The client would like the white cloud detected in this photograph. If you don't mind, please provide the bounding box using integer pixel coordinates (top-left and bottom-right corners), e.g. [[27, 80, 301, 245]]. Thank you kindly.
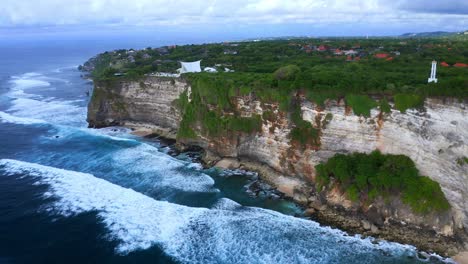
[[388, 0, 468, 15], [0, 0, 466, 31]]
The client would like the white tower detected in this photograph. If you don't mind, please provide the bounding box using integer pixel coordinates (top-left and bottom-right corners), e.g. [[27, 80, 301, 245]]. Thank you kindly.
[[428, 60, 438, 83]]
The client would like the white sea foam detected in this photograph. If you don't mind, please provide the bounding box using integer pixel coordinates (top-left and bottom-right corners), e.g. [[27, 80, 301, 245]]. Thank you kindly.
[[0, 159, 435, 263], [0, 159, 205, 254], [0, 112, 136, 148], [52, 65, 79, 73], [185, 162, 203, 170], [9, 78, 51, 90], [0, 111, 44, 125], [211, 198, 242, 210], [6, 97, 86, 127], [94, 127, 134, 137], [20, 72, 42, 78], [3, 71, 87, 127], [111, 144, 216, 192], [74, 127, 135, 142], [35, 125, 215, 193], [9, 72, 51, 93]]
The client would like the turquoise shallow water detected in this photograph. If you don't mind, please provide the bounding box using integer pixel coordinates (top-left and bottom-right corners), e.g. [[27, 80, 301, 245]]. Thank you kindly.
[[0, 38, 451, 264]]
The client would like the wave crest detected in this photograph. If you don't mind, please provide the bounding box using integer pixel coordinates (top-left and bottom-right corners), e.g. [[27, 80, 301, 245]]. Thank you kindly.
[[0, 159, 430, 263]]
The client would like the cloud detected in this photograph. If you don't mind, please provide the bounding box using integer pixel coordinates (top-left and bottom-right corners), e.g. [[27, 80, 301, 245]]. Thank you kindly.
[[393, 0, 468, 15], [0, 0, 466, 32]]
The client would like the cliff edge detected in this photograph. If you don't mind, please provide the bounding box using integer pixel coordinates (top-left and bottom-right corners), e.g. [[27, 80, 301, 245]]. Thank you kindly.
[[87, 76, 468, 256]]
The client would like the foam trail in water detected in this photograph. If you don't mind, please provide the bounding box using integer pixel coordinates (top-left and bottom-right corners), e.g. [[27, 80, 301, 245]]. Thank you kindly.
[[52, 65, 79, 73], [9, 71, 69, 89], [0, 159, 437, 264], [0, 111, 45, 125], [57, 126, 136, 143], [0, 113, 133, 147], [0, 159, 207, 254], [3, 72, 87, 127], [6, 97, 86, 127], [9, 73, 50, 89], [110, 144, 216, 192], [33, 125, 216, 193], [0, 108, 215, 194], [8, 72, 51, 98]]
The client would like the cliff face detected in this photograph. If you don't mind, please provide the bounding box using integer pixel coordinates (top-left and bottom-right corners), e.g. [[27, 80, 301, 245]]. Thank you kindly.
[[88, 77, 468, 254], [88, 77, 188, 138], [311, 98, 467, 230]]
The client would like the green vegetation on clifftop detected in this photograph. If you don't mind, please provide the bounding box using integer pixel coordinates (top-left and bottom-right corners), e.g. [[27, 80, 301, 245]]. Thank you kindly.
[[85, 36, 467, 149], [84, 37, 468, 100], [345, 95, 377, 117], [394, 93, 425, 112]]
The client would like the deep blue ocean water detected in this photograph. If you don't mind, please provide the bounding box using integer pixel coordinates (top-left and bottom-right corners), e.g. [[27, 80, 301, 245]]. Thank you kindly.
[[0, 36, 451, 264]]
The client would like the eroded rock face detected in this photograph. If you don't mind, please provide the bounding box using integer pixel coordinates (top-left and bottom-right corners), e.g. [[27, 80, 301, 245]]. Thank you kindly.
[[300, 98, 467, 235], [88, 77, 468, 253], [87, 77, 188, 138]]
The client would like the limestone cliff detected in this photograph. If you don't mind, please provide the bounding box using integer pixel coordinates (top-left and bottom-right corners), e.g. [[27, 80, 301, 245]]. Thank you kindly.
[[88, 77, 188, 138], [87, 77, 468, 255]]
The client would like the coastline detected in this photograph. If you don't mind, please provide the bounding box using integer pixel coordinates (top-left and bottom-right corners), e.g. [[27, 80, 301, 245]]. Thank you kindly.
[[84, 69, 468, 259], [128, 127, 463, 258], [215, 156, 463, 258]]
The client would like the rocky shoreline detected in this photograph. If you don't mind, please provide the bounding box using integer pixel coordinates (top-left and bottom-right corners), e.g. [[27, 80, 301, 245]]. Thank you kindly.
[[135, 129, 462, 258], [206, 155, 463, 257]]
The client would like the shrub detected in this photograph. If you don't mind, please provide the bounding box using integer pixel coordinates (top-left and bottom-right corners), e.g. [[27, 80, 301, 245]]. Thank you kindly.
[[380, 98, 391, 113], [315, 150, 450, 214], [456, 157, 468, 166], [273, 65, 301, 81], [403, 175, 450, 214], [262, 111, 275, 122], [227, 115, 262, 133], [290, 125, 319, 146], [306, 90, 340, 107], [345, 95, 377, 117], [175, 74, 263, 138], [289, 98, 320, 147], [394, 93, 425, 113]]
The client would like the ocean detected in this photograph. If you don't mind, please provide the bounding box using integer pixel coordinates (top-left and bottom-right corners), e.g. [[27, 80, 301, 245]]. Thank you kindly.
[[0, 35, 449, 263]]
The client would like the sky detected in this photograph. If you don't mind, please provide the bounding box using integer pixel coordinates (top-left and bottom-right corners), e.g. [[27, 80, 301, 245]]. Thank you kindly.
[[0, 0, 467, 40]]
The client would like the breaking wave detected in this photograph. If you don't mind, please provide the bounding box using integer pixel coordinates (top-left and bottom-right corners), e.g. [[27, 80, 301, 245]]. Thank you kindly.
[[0, 111, 44, 125], [110, 144, 216, 193], [9, 72, 51, 90], [3, 72, 87, 127], [6, 97, 86, 126], [0, 159, 433, 264]]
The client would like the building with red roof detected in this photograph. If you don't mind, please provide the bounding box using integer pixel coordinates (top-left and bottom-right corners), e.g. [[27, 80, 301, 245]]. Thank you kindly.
[[317, 45, 328, 51], [334, 49, 343, 55], [374, 53, 390, 59], [440, 62, 450, 67], [453, 63, 468, 67]]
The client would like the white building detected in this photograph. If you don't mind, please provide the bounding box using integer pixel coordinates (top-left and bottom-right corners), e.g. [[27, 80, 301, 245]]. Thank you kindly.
[[204, 67, 217, 73], [344, 50, 358, 56], [178, 60, 202, 74]]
